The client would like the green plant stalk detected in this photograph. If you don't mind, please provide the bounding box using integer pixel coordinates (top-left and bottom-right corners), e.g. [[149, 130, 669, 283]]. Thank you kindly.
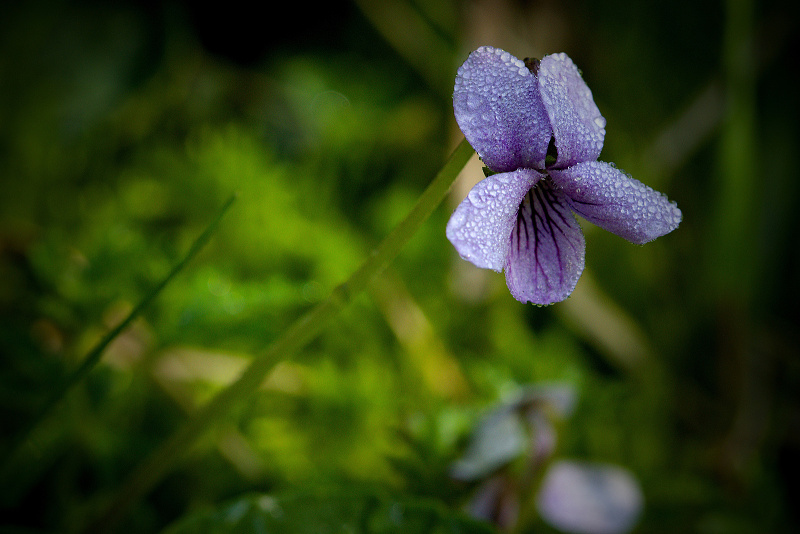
[[1, 194, 238, 482], [711, 0, 757, 301], [86, 138, 475, 533]]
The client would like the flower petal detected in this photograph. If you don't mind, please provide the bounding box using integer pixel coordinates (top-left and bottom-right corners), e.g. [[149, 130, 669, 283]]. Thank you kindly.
[[505, 181, 585, 304], [551, 161, 682, 244], [447, 169, 543, 271], [536, 461, 644, 534], [454, 46, 552, 172], [539, 53, 606, 168], [450, 408, 527, 481]]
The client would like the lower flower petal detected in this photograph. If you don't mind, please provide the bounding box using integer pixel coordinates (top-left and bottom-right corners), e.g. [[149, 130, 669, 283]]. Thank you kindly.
[[447, 169, 543, 271], [551, 161, 683, 244], [505, 181, 585, 304]]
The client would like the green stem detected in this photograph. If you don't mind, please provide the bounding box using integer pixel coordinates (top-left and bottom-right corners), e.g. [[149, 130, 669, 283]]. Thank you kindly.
[[1, 194, 237, 481], [85, 138, 474, 533], [711, 0, 757, 301]]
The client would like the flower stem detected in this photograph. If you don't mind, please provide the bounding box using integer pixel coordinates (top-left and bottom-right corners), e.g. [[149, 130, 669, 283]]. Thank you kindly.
[[0, 194, 238, 483], [84, 138, 474, 533]]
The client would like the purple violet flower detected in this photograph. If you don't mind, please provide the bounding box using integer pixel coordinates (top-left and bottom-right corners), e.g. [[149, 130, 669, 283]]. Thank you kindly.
[[447, 46, 682, 305]]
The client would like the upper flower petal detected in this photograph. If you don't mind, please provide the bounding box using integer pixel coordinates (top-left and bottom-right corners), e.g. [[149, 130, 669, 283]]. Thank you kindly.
[[551, 161, 683, 244], [454, 46, 552, 172], [447, 169, 543, 271], [538, 53, 606, 168], [505, 181, 586, 304]]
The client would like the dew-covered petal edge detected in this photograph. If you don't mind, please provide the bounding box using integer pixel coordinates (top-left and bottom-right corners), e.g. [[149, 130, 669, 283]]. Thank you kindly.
[[447, 169, 544, 271], [551, 161, 682, 244]]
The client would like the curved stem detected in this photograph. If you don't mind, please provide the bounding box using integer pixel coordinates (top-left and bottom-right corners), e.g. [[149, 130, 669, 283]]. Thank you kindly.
[[1, 194, 238, 483], [85, 139, 474, 533]]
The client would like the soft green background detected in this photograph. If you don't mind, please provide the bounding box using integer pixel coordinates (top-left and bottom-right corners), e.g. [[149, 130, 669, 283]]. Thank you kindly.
[[1, 0, 797, 532]]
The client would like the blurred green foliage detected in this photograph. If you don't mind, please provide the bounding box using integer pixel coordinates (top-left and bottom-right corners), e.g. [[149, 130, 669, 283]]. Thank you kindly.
[[162, 489, 493, 534], [1, 0, 798, 533]]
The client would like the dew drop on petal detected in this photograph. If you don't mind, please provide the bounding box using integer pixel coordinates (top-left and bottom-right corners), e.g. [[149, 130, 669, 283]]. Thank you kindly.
[[468, 188, 487, 208]]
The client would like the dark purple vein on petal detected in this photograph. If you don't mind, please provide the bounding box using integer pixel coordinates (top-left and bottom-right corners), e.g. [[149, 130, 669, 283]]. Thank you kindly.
[[533, 187, 555, 286], [509, 179, 583, 302]]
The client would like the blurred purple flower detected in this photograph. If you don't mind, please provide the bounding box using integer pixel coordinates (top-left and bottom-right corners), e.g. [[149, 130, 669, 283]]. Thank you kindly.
[[447, 46, 682, 304], [452, 385, 577, 530], [536, 461, 644, 534], [451, 385, 575, 482]]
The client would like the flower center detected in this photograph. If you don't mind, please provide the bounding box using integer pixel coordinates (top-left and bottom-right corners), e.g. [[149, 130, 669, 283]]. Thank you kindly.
[[544, 136, 558, 169], [523, 57, 540, 75]]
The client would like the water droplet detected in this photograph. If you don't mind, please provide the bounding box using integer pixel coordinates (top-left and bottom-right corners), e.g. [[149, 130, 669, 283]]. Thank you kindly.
[[594, 116, 607, 129], [468, 189, 487, 208]]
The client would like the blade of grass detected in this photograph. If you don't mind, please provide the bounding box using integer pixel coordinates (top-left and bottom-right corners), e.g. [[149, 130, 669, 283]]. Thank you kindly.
[[0, 194, 238, 481], [84, 138, 474, 533]]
